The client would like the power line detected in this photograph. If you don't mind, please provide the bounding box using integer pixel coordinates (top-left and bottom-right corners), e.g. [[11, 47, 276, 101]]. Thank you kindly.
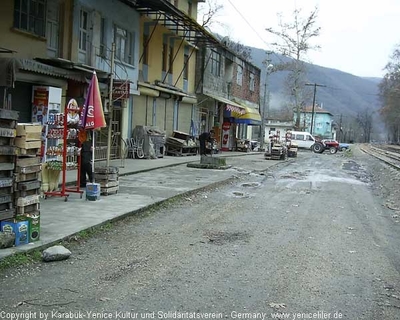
[[226, 0, 285, 64]]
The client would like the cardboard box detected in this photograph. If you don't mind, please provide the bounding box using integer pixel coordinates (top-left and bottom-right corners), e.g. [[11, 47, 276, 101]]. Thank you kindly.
[[17, 213, 40, 242], [0, 220, 29, 246], [16, 123, 42, 140], [15, 138, 41, 149]]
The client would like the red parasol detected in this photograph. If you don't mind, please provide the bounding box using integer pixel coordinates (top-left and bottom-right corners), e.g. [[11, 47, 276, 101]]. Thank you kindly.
[[79, 71, 106, 183], [80, 71, 106, 130]]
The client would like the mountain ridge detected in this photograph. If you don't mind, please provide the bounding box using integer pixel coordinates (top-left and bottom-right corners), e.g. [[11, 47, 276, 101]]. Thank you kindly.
[[249, 47, 381, 120]]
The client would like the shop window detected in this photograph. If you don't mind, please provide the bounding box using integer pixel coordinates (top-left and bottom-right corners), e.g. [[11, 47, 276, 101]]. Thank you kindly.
[[114, 25, 134, 65], [14, 0, 46, 37], [211, 50, 221, 77]]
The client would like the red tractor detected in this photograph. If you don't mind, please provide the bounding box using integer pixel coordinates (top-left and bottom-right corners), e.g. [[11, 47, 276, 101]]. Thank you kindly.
[[312, 139, 340, 154]]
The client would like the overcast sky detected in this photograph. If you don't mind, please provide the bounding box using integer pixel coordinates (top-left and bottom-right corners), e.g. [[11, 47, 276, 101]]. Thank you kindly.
[[198, 0, 400, 78]]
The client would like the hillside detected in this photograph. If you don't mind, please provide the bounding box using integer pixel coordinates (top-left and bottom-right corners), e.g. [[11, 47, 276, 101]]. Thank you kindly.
[[250, 48, 381, 119]]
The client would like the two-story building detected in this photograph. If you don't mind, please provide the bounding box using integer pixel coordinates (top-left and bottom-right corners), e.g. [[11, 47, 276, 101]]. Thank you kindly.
[[299, 105, 335, 139], [195, 43, 261, 151]]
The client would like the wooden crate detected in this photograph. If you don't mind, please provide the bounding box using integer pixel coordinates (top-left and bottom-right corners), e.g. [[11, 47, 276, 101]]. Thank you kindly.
[[16, 194, 40, 207], [0, 194, 12, 205], [0, 145, 17, 156], [15, 189, 39, 200], [16, 180, 41, 191], [14, 172, 40, 183], [99, 180, 119, 188], [16, 156, 41, 167], [100, 186, 119, 196], [16, 148, 40, 156], [0, 178, 13, 188], [15, 139, 41, 149], [0, 163, 15, 171], [16, 203, 40, 215], [0, 209, 15, 221], [0, 202, 13, 212], [15, 164, 41, 174], [16, 123, 42, 140], [0, 109, 19, 121], [0, 127, 16, 138]]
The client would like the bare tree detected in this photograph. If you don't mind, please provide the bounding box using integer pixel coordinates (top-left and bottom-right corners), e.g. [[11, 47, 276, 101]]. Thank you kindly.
[[379, 44, 400, 143], [265, 7, 321, 130], [198, 0, 223, 28], [356, 109, 374, 143]]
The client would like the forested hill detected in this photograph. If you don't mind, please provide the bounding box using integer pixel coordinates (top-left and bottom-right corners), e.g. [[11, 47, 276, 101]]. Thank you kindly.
[[250, 47, 381, 118]]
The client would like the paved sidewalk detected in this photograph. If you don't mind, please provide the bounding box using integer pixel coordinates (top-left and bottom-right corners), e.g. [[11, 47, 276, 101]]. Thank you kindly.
[[0, 151, 279, 260]]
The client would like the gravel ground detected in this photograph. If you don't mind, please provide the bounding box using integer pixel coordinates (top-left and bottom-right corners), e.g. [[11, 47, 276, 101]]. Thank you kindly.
[[1, 146, 400, 319]]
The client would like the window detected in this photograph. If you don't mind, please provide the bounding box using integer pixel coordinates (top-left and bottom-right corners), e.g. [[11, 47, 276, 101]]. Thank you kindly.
[[237, 65, 243, 86], [143, 34, 149, 65], [188, 1, 192, 16], [295, 134, 304, 140], [14, 0, 46, 37], [249, 72, 255, 91], [99, 17, 106, 57], [46, 0, 60, 57], [211, 50, 221, 76], [183, 52, 189, 80], [162, 43, 168, 72], [79, 9, 88, 52], [168, 46, 174, 73], [114, 25, 134, 65]]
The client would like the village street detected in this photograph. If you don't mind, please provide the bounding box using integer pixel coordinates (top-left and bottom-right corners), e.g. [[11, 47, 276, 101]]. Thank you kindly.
[[0, 147, 400, 320]]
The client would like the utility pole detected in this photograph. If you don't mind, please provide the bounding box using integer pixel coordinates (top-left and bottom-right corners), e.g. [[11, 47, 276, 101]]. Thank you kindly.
[[106, 42, 115, 168], [260, 51, 273, 151], [305, 82, 326, 135]]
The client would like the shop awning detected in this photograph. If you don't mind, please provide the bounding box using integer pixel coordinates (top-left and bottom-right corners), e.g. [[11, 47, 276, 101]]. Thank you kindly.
[[203, 93, 245, 111], [236, 106, 262, 125], [17, 58, 85, 82]]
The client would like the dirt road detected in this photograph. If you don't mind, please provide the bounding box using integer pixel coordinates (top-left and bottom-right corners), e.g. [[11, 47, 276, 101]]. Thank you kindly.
[[1, 147, 399, 319]]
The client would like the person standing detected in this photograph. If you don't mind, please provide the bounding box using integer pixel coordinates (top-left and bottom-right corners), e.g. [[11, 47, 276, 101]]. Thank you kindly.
[[79, 134, 93, 188], [199, 130, 214, 156]]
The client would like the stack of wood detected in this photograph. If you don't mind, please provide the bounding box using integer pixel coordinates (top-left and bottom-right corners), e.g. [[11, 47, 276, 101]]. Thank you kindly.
[[14, 123, 42, 242], [94, 166, 119, 196], [165, 131, 198, 156], [0, 109, 19, 226]]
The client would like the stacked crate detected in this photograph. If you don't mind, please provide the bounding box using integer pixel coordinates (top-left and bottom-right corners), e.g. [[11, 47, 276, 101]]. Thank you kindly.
[[0, 109, 19, 224], [14, 123, 42, 242], [94, 166, 119, 196]]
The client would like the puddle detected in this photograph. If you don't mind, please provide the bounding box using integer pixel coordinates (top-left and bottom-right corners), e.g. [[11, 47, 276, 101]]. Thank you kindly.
[[204, 230, 250, 245], [241, 182, 261, 188]]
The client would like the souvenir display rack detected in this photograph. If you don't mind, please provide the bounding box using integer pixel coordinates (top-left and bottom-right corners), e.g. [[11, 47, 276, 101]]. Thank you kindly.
[[44, 101, 83, 201]]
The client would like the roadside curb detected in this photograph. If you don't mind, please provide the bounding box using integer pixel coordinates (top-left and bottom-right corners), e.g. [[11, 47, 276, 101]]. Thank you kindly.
[[0, 175, 238, 263]]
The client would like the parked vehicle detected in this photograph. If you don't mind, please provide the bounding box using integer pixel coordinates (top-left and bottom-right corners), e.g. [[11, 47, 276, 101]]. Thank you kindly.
[[312, 139, 340, 154], [339, 142, 350, 151], [287, 131, 316, 149]]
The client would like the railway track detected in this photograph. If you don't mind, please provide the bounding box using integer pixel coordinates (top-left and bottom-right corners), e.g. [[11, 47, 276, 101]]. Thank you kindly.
[[360, 144, 400, 170]]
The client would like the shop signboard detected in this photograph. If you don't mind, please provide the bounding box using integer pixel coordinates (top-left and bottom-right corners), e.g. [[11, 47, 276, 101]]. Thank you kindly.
[[112, 80, 130, 100]]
